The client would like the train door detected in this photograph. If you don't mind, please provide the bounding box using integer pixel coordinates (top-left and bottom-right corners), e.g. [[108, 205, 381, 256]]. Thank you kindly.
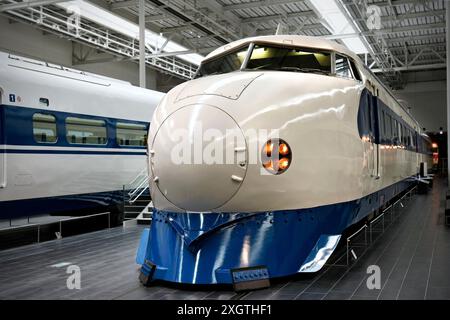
[[366, 92, 379, 179], [371, 94, 380, 179], [0, 87, 5, 188]]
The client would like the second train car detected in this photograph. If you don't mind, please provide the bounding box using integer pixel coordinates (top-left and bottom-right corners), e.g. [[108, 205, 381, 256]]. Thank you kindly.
[[0, 52, 164, 222]]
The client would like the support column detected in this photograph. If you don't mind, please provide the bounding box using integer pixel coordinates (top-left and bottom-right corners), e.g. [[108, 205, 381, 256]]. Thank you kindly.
[[139, 0, 146, 88], [447, 0, 450, 183]]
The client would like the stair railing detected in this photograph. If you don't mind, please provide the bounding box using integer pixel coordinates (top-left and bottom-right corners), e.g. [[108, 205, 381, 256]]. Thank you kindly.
[[123, 167, 150, 205]]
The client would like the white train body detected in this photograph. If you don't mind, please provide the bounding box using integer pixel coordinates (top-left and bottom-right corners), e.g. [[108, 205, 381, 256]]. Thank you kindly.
[[137, 35, 432, 284], [0, 52, 164, 220], [149, 36, 430, 213]]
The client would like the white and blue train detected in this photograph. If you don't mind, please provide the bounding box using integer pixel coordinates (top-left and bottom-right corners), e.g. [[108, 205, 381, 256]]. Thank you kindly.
[[0, 52, 164, 222], [137, 35, 433, 285]]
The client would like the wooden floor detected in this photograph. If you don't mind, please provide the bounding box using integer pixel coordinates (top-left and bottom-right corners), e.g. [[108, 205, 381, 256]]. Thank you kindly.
[[1, 178, 449, 300]]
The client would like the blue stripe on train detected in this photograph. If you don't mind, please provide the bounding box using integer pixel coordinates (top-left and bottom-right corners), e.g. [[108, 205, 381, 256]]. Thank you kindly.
[[0, 104, 149, 149], [0, 149, 147, 155], [137, 178, 416, 284], [0, 190, 125, 220]]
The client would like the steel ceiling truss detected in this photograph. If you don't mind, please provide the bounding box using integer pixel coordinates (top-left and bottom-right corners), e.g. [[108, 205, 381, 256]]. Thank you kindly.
[[0, 0, 446, 87], [0, 0, 197, 79], [339, 0, 447, 89], [338, 0, 405, 88]]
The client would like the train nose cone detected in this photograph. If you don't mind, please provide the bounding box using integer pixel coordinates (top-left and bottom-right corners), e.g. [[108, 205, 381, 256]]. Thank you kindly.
[[151, 105, 247, 212]]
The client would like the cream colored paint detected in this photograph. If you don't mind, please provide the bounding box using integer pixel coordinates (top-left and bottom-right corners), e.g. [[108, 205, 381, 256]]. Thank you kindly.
[[148, 36, 430, 213]]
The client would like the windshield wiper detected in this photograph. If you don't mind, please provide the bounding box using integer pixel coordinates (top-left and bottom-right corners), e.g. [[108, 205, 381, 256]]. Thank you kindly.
[[279, 66, 329, 75]]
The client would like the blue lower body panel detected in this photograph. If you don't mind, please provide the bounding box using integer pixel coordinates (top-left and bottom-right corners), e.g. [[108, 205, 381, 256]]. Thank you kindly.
[[137, 179, 414, 285]]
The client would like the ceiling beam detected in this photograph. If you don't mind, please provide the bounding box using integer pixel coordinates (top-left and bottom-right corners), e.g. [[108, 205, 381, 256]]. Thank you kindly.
[[223, 0, 305, 11], [385, 34, 446, 44], [111, 0, 139, 10], [352, 9, 447, 23], [145, 50, 195, 58], [193, 0, 242, 27], [322, 22, 446, 40], [153, 0, 237, 43], [242, 11, 315, 24], [388, 43, 446, 52], [372, 63, 447, 73], [342, 0, 433, 8], [255, 23, 325, 35], [145, 14, 167, 22], [159, 23, 196, 34]]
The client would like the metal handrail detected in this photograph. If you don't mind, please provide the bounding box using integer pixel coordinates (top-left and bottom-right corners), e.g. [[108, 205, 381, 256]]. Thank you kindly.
[[3, 2, 196, 79], [0, 212, 111, 245], [369, 185, 417, 243], [127, 167, 148, 187], [129, 184, 149, 204], [128, 176, 149, 199]]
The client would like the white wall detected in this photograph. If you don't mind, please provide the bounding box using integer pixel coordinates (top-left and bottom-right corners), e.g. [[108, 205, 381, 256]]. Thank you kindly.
[[394, 80, 447, 132], [0, 16, 157, 90]]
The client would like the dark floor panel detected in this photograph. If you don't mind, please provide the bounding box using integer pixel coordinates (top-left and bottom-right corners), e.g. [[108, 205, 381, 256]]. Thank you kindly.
[[0, 178, 449, 300], [295, 293, 326, 300]]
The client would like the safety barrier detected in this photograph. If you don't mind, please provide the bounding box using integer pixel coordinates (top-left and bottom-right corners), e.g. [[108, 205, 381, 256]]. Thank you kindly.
[[326, 185, 417, 268], [0, 212, 111, 250]]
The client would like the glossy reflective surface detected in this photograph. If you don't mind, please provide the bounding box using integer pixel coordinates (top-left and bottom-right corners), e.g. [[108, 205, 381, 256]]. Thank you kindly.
[[138, 179, 413, 284]]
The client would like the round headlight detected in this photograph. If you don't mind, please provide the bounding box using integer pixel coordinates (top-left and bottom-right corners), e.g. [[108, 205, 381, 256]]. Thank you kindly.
[[261, 139, 292, 175]]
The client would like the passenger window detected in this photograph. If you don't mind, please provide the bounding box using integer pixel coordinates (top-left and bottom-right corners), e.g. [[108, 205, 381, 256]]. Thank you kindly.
[[116, 123, 148, 147], [393, 120, 398, 145], [335, 55, 353, 78], [33, 113, 57, 143], [66, 117, 107, 145], [406, 129, 409, 147], [387, 115, 392, 142], [408, 130, 414, 148], [399, 125, 403, 146], [400, 125, 404, 146], [382, 111, 387, 142]]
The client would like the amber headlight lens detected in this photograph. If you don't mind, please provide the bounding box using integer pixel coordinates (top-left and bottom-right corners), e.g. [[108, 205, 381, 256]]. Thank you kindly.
[[261, 139, 292, 175]]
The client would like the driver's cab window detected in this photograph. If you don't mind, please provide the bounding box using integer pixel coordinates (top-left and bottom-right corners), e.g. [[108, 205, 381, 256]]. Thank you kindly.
[[335, 54, 353, 79], [195, 46, 249, 78]]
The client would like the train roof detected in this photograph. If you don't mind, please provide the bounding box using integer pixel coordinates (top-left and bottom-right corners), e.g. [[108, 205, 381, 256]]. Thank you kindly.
[[204, 35, 360, 63], [0, 51, 164, 122], [204, 35, 424, 134], [0, 51, 133, 86]]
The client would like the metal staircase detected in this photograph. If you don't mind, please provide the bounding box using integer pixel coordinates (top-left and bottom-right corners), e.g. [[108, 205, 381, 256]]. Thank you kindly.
[[123, 168, 152, 225]]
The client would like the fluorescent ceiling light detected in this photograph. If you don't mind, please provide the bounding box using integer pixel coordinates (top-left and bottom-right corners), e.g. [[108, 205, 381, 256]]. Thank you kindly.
[[57, 0, 204, 65], [308, 0, 368, 54]]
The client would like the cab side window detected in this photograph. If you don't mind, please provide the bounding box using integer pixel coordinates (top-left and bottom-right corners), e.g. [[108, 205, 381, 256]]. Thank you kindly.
[[335, 55, 352, 79], [349, 60, 362, 81]]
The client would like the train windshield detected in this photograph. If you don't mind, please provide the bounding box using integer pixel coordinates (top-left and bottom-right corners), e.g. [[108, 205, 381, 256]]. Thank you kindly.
[[195, 45, 249, 78], [195, 43, 332, 78], [245, 44, 332, 75]]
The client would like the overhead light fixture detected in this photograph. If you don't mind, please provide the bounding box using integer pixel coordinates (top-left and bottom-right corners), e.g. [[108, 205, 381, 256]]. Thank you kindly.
[[57, 0, 204, 65], [440, 127, 444, 135], [307, 0, 368, 54]]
